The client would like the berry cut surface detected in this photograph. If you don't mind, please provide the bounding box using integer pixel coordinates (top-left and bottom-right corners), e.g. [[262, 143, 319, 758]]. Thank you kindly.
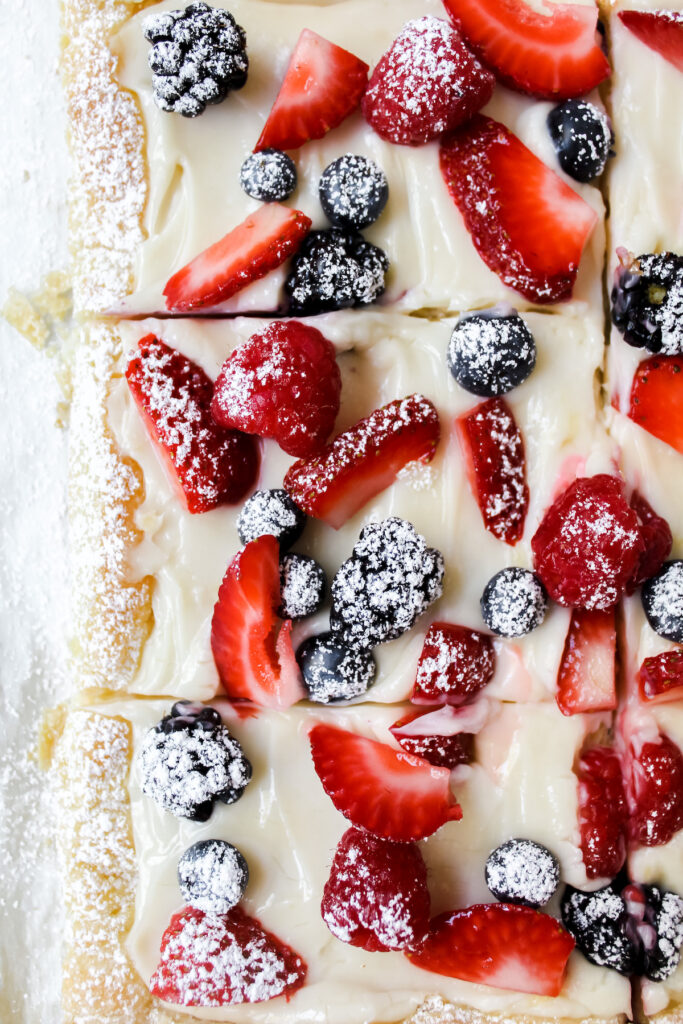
[[577, 747, 627, 880]]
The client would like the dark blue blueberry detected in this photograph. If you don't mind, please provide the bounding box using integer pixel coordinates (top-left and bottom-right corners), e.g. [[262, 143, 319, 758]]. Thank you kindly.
[[319, 155, 389, 230], [285, 228, 388, 316], [178, 839, 249, 914], [642, 560, 683, 643], [547, 99, 612, 183], [239, 149, 297, 202], [296, 632, 376, 703], [561, 885, 638, 975], [447, 308, 536, 397], [485, 839, 559, 907], [237, 489, 306, 549], [279, 553, 326, 620], [481, 568, 547, 638], [611, 252, 683, 354]]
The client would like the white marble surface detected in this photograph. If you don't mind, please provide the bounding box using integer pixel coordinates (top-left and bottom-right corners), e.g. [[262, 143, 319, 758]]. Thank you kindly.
[[0, 2, 70, 1021]]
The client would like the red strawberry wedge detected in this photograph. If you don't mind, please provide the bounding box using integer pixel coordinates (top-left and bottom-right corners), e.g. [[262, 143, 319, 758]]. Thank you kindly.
[[309, 723, 462, 842], [211, 535, 305, 709], [442, 0, 610, 99], [255, 30, 369, 152], [164, 204, 311, 312], [456, 397, 528, 544], [440, 116, 598, 304], [619, 10, 683, 74], [407, 904, 575, 996], [628, 734, 683, 847], [150, 906, 307, 1006], [361, 16, 494, 146], [125, 335, 259, 513], [389, 708, 476, 770], [284, 394, 440, 529], [577, 746, 627, 879], [638, 650, 683, 704], [412, 621, 495, 705], [628, 355, 683, 456], [556, 608, 617, 716]]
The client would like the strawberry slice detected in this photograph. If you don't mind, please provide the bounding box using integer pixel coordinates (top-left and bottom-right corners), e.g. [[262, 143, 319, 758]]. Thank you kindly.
[[150, 906, 307, 1006], [627, 492, 672, 594], [125, 334, 259, 513], [628, 355, 683, 455], [284, 394, 440, 529], [412, 622, 495, 705], [628, 734, 683, 847], [440, 115, 598, 304], [455, 397, 528, 544], [577, 746, 627, 879], [638, 649, 683, 704], [211, 535, 305, 708], [442, 0, 610, 99], [389, 708, 476, 769], [407, 903, 575, 996], [556, 608, 617, 716], [164, 204, 311, 312], [255, 29, 369, 152], [619, 10, 683, 74], [309, 722, 462, 842]]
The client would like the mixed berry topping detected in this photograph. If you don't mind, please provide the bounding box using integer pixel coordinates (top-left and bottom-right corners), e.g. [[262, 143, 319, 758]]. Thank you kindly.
[[330, 517, 445, 649], [143, 3, 248, 117], [361, 16, 494, 146], [411, 622, 495, 706], [480, 567, 548, 638], [484, 839, 560, 908], [611, 251, 683, 354], [284, 228, 388, 316], [237, 489, 306, 549], [561, 885, 637, 975], [447, 308, 536, 398], [296, 633, 376, 704], [138, 702, 253, 821], [278, 553, 326, 620], [178, 839, 249, 915], [556, 608, 617, 716], [627, 733, 683, 847], [546, 100, 612, 183], [239, 149, 297, 202], [577, 746, 627, 880], [638, 649, 683, 704], [211, 320, 341, 459], [389, 709, 475, 770], [321, 828, 430, 952], [318, 155, 389, 230], [642, 560, 683, 642]]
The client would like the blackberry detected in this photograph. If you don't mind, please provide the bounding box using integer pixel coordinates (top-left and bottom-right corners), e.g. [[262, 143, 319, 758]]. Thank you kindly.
[[279, 553, 326, 620], [296, 632, 376, 703], [547, 100, 612, 183], [641, 885, 683, 982], [319, 155, 389, 230], [138, 702, 252, 821], [642, 560, 683, 642], [447, 307, 536, 397], [561, 885, 638, 975], [178, 839, 249, 914], [143, 3, 248, 117], [485, 839, 560, 908], [611, 252, 683, 354], [237, 489, 306, 549], [481, 568, 548, 638], [330, 517, 444, 649], [285, 228, 388, 316], [239, 149, 297, 203]]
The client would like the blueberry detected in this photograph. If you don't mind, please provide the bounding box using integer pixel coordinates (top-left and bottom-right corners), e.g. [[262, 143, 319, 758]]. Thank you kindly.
[[547, 100, 612, 183], [642, 560, 683, 642], [279, 553, 326, 620], [561, 885, 638, 975], [237, 489, 306, 549], [285, 228, 388, 316], [178, 839, 249, 914], [319, 154, 389, 230], [447, 308, 536, 397], [297, 632, 376, 703], [485, 839, 559, 907], [481, 568, 547, 638], [239, 149, 297, 202], [611, 252, 683, 354]]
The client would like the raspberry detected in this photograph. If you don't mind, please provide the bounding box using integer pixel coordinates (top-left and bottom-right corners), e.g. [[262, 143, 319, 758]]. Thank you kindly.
[[577, 747, 627, 880], [627, 491, 672, 593], [628, 735, 683, 847]]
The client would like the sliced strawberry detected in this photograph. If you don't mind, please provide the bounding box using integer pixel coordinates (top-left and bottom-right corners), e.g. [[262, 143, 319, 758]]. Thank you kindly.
[[255, 30, 368, 152], [411, 622, 495, 705], [638, 649, 683, 704], [455, 397, 528, 544], [284, 394, 440, 529], [619, 10, 683, 74], [556, 608, 617, 716], [125, 334, 259, 513], [150, 906, 307, 1006], [577, 746, 627, 880], [440, 115, 598, 304], [211, 535, 305, 709], [442, 0, 610, 98], [164, 204, 311, 312], [628, 734, 683, 847], [309, 723, 462, 842], [211, 321, 341, 458], [321, 827, 430, 952], [361, 15, 494, 146], [531, 474, 645, 610], [389, 708, 475, 769], [407, 903, 575, 996], [628, 355, 683, 456], [627, 491, 673, 593]]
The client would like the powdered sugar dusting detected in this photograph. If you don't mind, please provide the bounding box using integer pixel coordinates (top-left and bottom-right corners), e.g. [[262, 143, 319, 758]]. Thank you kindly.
[[643, 560, 683, 641], [485, 838, 559, 907]]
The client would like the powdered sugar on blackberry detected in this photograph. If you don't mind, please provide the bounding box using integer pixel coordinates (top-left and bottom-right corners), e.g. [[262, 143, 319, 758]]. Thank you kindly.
[[649, 890, 683, 981], [285, 229, 388, 315], [279, 553, 325, 620], [638, 253, 683, 355]]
